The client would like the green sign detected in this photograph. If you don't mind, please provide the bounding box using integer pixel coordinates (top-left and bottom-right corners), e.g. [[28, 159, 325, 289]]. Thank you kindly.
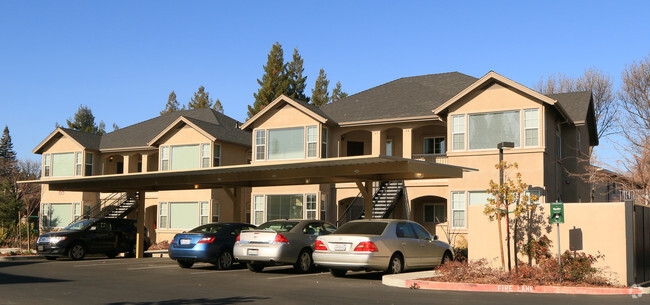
[[550, 201, 564, 224]]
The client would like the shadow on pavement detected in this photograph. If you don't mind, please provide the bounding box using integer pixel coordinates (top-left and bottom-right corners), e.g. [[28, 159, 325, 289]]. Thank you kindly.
[[0, 272, 71, 284], [105, 296, 271, 305]]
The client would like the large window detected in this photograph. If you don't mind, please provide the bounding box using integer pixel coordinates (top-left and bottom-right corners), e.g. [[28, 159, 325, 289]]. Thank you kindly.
[[51, 152, 74, 177], [451, 115, 465, 151], [255, 130, 265, 160], [171, 145, 200, 170], [524, 109, 540, 147], [468, 111, 520, 150], [451, 191, 466, 229], [266, 195, 303, 221], [468, 191, 494, 206], [424, 137, 445, 155], [424, 203, 446, 223], [267, 127, 305, 160], [169, 202, 199, 229], [49, 203, 73, 228]]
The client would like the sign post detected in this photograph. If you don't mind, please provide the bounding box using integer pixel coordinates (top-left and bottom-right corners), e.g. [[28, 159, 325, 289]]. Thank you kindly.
[[550, 201, 564, 267]]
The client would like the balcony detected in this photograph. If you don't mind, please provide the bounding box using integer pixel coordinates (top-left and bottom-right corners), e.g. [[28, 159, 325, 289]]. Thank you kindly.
[[412, 154, 448, 164]]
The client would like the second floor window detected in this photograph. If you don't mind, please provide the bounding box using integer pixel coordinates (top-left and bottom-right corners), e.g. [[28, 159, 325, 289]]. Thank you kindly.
[[451, 115, 465, 151], [160, 143, 212, 171], [424, 137, 445, 155], [85, 153, 93, 176], [268, 127, 305, 160], [307, 126, 317, 158], [43, 152, 77, 177], [469, 110, 520, 150], [213, 144, 221, 166], [524, 109, 540, 147], [255, 130, 265, 161]]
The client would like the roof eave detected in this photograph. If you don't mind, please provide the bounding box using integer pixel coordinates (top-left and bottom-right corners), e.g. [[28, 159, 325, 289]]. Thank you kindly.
[[241, 95, 329, 130]]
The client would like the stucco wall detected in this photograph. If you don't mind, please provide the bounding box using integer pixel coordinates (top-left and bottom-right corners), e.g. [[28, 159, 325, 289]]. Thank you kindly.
[[467, 201, 633, 285]]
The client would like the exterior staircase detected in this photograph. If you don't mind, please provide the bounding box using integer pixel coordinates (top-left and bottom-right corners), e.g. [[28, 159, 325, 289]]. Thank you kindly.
[[66, 193, 136, 226], [370, 181, 404, 219], [103, 199, 137, 219]]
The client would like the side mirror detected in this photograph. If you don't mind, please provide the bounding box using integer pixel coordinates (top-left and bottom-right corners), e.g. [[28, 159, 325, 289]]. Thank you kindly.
[[433, 235, 439, 241]]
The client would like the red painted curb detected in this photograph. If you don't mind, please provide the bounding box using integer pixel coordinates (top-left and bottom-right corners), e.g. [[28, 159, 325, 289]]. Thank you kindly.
[[405, 280, 644, 295]]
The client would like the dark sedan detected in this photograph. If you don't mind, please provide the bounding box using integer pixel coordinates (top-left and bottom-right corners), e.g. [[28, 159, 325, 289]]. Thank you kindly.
[[169, 222, 256, 269]]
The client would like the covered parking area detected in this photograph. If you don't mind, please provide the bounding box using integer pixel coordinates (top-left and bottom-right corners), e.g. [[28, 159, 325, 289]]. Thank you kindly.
[[22, 155, 472, 258]]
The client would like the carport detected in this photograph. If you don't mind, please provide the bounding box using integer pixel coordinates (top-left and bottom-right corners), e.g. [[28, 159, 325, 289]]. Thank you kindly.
[[22, 155, 473, 258]]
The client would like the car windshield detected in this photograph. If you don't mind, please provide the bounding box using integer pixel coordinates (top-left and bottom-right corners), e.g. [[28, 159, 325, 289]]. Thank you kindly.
[[62, 219, 95, 231], [257, 221, 299, 232], [189, 224, 224, 234], [334, 222, 387, 235]]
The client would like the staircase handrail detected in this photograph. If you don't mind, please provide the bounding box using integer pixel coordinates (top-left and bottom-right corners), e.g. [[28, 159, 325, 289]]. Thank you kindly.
[[337, 192, 364, 226], [67, 192, 128, 226]]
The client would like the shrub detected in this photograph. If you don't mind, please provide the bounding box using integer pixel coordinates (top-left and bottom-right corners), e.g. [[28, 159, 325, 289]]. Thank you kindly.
[[519, 235, 552, 264]]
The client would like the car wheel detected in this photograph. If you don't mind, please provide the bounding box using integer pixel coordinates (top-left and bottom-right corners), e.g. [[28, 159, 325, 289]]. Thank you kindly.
[[68, 243, 86, 260], [247, 262, 265, 272], [329, 268, 347, 277], [293, 249, 313, 273], [216, 251, 234, 270], [177, 259, 194, 268], [105, 252, 118, 259], [441, 251, 453, 265], [386, 253, 403, 274], [44, 256, 57, 261]]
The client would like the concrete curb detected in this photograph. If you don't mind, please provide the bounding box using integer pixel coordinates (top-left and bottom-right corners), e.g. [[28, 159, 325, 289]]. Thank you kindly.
[[0, 255, 42, 261], [382, 271, 650, 295]]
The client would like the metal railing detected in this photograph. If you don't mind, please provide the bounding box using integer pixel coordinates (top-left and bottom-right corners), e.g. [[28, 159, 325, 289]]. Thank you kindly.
[[412, 154, 448, 164], [337, 192, 365, 227], [67, 192, 128, 226]]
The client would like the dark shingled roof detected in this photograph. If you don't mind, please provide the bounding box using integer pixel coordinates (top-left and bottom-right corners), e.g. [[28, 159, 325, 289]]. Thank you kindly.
[[62, 108, 250, 151], [546, 91, 593, 123], [319, 72, 478, 123]]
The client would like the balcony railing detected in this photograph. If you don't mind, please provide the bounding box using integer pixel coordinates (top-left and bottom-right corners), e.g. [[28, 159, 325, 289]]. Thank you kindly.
[[411, 154, 448, 164]]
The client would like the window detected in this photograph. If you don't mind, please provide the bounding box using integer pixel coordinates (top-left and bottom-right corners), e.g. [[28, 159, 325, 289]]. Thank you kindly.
[[201, 143, 210, 168], [74, 152, 82, 176], [386, 139, 393, 156], [525, 190, 541, 204], [266, 194, 303, 221], [424, 137, 445, 155], [451, 115, 465, 151], [307, 126, 317, 158], [321, 127, 328, 158], [451, 191, 466, 228], [424, 203, 446, 223], [169, 202, 199, 229], [253, 195, 264, 225], [212, 201, 220, 222], [306, 194, 317, 219], [255, 130, 265, 160], [43, 154, 51, 177], [200, 201, 209, 225], [171, 145, 200, 170], [468, 191, 494, 206], [85, 153, 93, 176], [320, 193, 327, 221], [160, 146, 169, 171], [469, 111, 520, 150], [159, 202, 168, 229], [50, 203, 73, 228], [51, 152, 75, 177], [73, 202, 81, 220], [41, 203, 49, 227], [524, 109, 539, 147], [267, 127, 305, 160], [213, 144, 221, 167]]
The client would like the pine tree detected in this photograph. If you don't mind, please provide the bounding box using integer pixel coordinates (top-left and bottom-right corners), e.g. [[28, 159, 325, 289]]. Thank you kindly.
[[188, 86, 215, 109], [330, 81, 348, 102], [249, 42, 288, 118], [0, 126, 17, 179], [213, 99, 224, 113], [311, 68, 330, 107], [160, 91, 181, 115], [286, 48, 309, 102], [65, 105, 105, 135]]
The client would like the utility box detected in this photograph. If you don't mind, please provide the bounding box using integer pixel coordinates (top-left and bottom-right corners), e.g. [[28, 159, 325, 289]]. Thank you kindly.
[[550, 201, 564, 224]]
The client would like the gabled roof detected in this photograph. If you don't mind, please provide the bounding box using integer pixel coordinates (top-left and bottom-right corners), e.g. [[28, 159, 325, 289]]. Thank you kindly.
[[34, 108, 251, 154], [32, 128, 102, 154], [241, 95, 334, 130], [148, 116, 218, 146], [319, 72, 478, 123], [432, 71, 573, 123], [548, 91, 598, 145]]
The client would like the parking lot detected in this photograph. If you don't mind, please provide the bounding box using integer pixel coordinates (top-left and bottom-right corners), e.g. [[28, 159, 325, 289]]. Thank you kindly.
[[0, 257, 644, 305]]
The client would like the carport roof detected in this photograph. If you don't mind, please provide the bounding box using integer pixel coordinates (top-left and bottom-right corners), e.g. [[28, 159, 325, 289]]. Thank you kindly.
[[22, 156, 474, 192]]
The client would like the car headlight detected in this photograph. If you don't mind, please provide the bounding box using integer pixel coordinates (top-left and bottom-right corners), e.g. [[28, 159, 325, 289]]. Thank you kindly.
[[48, 236, 67, 244]]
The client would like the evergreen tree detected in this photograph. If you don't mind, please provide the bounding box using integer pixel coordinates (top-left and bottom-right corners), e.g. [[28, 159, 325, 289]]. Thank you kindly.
[[249, 42, 288, 118], [330, 81, 348, 102], [112, 123, 120, 131], [188, 86, 214, 109], [0, 126, 17, 179], [213, 99, 224, 113], [160, 91, 181, 115], [311, 68, 330, 107], [285, 48, 309, 102], [65, 105, 105, 135]]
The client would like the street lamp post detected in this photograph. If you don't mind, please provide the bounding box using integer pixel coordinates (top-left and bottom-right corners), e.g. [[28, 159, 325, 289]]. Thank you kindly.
[[497, 141, 514, 272]]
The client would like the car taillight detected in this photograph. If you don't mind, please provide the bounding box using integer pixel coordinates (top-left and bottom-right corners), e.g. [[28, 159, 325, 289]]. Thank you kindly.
[[236, 234, 240, 241], [314, 240, 327, 251], [354, 241, 378, 252], [274, 234, 289, 244], [197, 237, 215, 244]]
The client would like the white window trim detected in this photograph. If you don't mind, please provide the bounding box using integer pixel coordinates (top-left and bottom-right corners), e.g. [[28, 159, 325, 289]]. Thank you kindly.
[[201, 143, 211, 168], [43, 154, 51, 177], [255, 130, 266, 161], [200, 201, 209, 225], [74, 152, 82, 176], [253, 195, 264, 225], [306, 126, 318, 158], [451, 114, 466, 152], [160, 146, 169, 171], [523, 108, 540, 148], [158, 202, 168, 229], [451, 191, 467, 229], [306, 194, 317, 219]]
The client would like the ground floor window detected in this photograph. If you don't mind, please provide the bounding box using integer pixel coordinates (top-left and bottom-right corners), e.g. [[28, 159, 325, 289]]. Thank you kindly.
[[159, 201, 217, 230], [267, 195, 304, 221], [424, 203, 446, 223], [451, 191, 466, 229], [40, 202, 81, 228], [252, 193, 325, 224]]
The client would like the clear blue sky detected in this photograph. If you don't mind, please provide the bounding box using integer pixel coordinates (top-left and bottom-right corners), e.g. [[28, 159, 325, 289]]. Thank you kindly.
[[1, 1, 649, 169]]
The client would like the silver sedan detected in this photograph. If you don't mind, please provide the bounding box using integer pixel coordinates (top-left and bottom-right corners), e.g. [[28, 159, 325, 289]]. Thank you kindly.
[[233, 219, 336, 273], [313, 219, 454, 277]]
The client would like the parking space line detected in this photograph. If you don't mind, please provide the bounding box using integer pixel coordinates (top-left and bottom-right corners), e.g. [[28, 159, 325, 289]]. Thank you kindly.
[[190, 268, 250, 275], [75, 261, 152, 267], [128, 262, 211, 270], [266, 272, 327, 280]]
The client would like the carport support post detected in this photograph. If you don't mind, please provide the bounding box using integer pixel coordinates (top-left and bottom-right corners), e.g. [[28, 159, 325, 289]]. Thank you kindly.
[[224, 187, 243, 222], [135, 191, 146, 258], [356, 180, 374, 219]]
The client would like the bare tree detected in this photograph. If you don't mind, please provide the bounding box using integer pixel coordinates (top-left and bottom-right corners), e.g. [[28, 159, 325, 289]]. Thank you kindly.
[[534, 67, 618, 139], [16, 159, 41, 216]]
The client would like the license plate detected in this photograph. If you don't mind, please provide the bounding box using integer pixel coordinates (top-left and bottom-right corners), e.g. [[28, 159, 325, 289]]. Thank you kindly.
[[180, 238, 191, 245], [333, 244, 346, 251], [247, 249, 259, 256], [38, 245, 44, 251]]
